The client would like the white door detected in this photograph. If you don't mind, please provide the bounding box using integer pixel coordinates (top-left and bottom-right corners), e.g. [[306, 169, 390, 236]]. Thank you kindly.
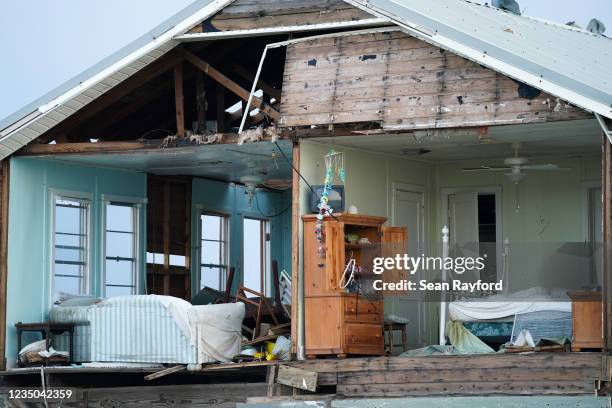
[[389, 188, 425, 349], [448, 192, 480, 280]]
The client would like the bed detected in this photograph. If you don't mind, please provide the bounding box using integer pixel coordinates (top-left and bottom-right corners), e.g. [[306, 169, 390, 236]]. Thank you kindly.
[[449, 287, 572, 345], [50, 295, 245, 365]]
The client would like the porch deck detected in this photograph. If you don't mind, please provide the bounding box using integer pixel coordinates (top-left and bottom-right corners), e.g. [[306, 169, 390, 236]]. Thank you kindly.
[[0, 352, 605, 406]]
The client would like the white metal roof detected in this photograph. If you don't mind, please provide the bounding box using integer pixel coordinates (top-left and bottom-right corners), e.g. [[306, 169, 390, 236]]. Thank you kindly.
[[1, 0, 611, 160], [346, 0, 612, 118]]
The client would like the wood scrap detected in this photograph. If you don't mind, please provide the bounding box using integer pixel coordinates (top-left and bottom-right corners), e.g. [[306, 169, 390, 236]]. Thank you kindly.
[[144, 364, 187, 381], [277, 365, 317, 392]]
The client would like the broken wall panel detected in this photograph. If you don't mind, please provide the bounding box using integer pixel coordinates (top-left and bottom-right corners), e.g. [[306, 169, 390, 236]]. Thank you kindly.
[[279, 31, 592, 129], [188, 0, 373, 32]]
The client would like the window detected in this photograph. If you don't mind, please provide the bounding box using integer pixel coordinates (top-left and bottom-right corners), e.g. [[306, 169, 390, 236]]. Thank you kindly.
[[104, 202, 138, 296], [53, 196, 90, 301], [200, 213, 229, 290], [243, 217, 270, 295]]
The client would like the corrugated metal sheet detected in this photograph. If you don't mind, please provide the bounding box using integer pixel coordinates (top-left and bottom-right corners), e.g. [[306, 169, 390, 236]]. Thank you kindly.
[[346, 0, 612, 118]]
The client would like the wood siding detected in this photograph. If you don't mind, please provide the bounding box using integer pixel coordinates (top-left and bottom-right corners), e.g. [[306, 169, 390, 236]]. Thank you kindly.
[[279, 31, 591, 129], [187, 0, 373, 33]]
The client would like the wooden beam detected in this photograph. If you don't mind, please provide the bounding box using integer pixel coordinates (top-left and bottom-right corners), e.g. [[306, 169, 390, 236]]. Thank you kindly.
[[216, 84, 226, 132], [0, 160, 9, 371], [174, 63, 185, 137], [40, 49, 185, 143], [163, 182, 171, 295], [231, 63, 281, 100], [18, 141, 149, 155], [17, 129, 288, 156], [182, 50, 280, 120], [196, 73, 207, 133], [290, 141, 300, 356]]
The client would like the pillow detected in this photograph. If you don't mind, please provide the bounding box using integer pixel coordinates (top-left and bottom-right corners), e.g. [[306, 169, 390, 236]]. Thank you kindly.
[[56, 293, 102, 307]]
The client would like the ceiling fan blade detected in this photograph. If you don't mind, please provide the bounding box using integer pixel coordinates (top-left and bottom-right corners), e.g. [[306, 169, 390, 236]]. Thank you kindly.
[[460, 166, 511, 172], [522, 164, 570, 171]]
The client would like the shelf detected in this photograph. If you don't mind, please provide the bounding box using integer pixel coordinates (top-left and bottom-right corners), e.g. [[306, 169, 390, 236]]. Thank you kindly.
[[345, 242, 375, 250]]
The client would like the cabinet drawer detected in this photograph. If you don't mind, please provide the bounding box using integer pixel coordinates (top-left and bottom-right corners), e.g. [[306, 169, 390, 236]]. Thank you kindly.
[[344, 297, 382, 323], [344, 323, 383, 349]]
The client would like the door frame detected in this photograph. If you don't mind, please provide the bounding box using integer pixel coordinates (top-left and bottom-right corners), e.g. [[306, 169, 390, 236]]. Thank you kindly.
[[391, 182, 427, 255], [441, 186, 503, 280], [390, 182, 427, 347]]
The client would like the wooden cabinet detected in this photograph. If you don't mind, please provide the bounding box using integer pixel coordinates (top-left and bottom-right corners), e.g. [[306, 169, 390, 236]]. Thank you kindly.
[[568, 291, 603, 351], [302, 213, 406, 358]]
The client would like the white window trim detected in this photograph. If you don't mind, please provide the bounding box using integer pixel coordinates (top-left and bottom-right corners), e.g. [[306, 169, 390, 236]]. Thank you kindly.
[[49, 189, 93, 304], [101, 195, 145, 297], [243, 216, 271, 296], [197, 209, 231, 291]]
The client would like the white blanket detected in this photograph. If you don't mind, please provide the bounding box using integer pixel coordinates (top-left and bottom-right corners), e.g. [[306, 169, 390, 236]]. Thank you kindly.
[[98, 295, 245, 363], [449, 287, 571, 322]]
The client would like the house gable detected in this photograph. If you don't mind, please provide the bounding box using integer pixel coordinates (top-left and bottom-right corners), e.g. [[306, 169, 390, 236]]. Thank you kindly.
[[186, 0, 375, 33]]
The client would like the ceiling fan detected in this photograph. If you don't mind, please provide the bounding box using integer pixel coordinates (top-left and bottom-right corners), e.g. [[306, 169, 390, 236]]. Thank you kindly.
[[460, 142, 569, 184]]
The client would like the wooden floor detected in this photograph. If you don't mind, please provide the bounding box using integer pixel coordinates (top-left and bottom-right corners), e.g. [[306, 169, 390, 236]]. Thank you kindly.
[[0, 353, 605, 406]]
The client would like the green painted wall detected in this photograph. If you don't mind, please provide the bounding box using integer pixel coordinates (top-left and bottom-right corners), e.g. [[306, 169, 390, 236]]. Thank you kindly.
[[5, 157, 147, 366], [299, 140, 601, 346], [190, 178, 291, 298]]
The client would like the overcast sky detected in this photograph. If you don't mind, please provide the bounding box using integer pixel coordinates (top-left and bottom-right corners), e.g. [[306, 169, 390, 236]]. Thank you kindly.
[[0, 0, 610, 122]]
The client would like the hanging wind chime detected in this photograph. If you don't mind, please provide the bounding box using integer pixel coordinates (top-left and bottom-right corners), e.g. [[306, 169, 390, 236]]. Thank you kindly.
[[315, 149, 345, 258]]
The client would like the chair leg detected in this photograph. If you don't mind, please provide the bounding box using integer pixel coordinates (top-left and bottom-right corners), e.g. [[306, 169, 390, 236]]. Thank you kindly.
[[401, 325, 408, 352]]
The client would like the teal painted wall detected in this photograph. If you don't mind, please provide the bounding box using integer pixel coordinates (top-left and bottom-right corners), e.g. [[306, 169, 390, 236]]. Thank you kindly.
[[5, 157, 147, 366], [190, 178, 291, 298]]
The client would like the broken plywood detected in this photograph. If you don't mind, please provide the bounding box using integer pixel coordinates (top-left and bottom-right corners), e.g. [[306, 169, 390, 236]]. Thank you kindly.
[[187, 0, 374, 33], [277, 365, 318, 392], [279, 31, 591, 129]]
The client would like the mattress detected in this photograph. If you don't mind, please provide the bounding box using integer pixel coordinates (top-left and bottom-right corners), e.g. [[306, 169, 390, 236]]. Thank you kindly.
[[90, 295, 198, 364], [449, 287, 571, 322]]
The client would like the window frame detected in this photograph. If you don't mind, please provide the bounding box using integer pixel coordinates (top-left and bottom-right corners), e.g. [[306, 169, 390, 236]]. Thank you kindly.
[[102, 197, 143, 297], [50, 190, 93, 303], [242, 216, 271, 296], [198, 211, 230, 291]]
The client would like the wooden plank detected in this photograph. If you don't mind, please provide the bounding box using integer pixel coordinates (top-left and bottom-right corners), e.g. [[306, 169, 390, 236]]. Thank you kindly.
[[280, 31, 590, 128], [216, 84, 226, 132], [75, 383, 267, 407], [144, 364, 187, 381], [182, 50, 280, 120], [337, 381, 595, 397], [174, 63, 185, 137], [290, 141, 300, 355], [288, 353, 604, 373], [196, 72, 207, 133], [277, 365, 317, 392], [0, 160, 9, 371], [191, 0, 374, 32], [163, 181, 171, 295], [338, 367, 600, 385]]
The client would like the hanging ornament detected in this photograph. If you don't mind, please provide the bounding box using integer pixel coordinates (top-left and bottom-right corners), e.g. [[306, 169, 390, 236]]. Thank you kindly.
[[315, 149, 346, 258]]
